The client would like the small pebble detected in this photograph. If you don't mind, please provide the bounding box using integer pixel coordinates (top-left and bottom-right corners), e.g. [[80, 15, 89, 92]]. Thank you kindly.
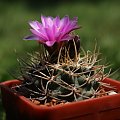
[[108, 91, 117, 95], [32, 100, 40, 105]]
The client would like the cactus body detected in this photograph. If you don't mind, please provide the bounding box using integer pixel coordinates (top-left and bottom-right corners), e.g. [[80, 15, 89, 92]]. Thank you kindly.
[[13, 39, 113, 106]]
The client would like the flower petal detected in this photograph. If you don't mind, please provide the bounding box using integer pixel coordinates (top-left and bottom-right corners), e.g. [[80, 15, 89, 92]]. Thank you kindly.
[[24, 35, 39, 40], [45, 40, 55, 46], [30, 29, 48, 41], [41, 15, 47, 27], [46, 17, 54, 27], [24, 15, 80, 46], [60, 34, 74, 41], [29, 21, 41, 31], [45, 28, 55, 42], [54, 16, 60, 27]]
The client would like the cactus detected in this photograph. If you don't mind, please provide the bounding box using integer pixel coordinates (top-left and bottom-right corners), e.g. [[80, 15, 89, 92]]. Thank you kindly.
[[12, 38, 114, 106]]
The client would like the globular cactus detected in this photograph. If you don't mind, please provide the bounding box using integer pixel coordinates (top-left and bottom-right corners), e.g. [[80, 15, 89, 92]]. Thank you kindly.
[[13, 38, 113, 106]]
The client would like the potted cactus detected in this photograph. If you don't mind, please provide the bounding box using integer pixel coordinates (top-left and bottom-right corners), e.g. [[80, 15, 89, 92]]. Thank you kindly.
[[1, 15, 120, 120]]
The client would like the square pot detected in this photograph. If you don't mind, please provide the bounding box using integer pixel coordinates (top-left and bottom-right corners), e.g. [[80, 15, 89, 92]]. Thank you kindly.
[[1, 78, 120, 120]]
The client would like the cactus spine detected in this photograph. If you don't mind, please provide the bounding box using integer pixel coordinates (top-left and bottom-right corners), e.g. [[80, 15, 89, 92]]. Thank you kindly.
[[13, 38, 114, 106]]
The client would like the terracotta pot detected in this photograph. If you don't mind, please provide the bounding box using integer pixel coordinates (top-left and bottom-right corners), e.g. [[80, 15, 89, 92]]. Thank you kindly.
[[1, 78, 120, 120]]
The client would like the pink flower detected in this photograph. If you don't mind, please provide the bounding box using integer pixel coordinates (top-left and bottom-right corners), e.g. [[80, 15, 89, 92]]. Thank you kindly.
[[24, 15, 80, 46]]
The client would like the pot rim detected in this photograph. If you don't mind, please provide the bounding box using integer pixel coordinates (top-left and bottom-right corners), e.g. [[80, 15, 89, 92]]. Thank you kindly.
[[0, 78, 120, 111]]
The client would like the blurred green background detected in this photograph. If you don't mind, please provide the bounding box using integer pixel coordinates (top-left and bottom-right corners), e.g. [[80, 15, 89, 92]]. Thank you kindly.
[[0, 0, 120, 119]]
